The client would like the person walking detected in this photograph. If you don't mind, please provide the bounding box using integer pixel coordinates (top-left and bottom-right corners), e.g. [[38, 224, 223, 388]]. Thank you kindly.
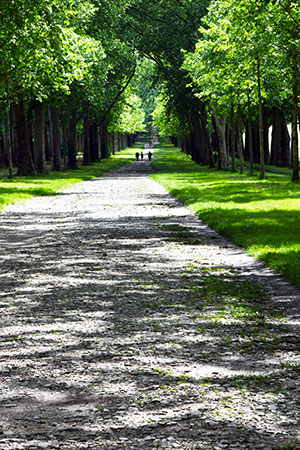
[[148, 151, 152, 161], [140, 151, 144, 160], [135, 152, 139, 161]]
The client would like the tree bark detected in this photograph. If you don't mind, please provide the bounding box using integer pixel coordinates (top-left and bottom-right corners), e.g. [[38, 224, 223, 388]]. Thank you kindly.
[[281, 112, 291, 166], [236, 105, 244, 174], [100, 124, 109, 158], [4, 109, 13, 178], [27, 103, 34, 162], [12, 93, 35, 176], [190, 113, 202, 163], [190, 101, 213, 166], [263, 106, 270, 165], [33, 100, 47, 173], [291, 24, 299, 181], [4, 79, 13, 178], [270, 106, 281, 165], [270, 107, 291, 167], [61, 120, 68, 170], [82, 117, 91, 165], [230, 104, 236, 173], [67, 111, 78, 169], [90, 123, 99, 162], [44, 121, 51, 162], [199, 102, 214, 167], [111, 132, 115, 154], [49, 106, 61, 171], [247, 95, 254, 175], [257, 58, 265, 179], [213, 114, 228, 170]]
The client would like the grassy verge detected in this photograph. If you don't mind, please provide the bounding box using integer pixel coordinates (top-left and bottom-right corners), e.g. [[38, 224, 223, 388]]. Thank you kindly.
[[151, 140, 300, 288], [0, 142, 143, 211]]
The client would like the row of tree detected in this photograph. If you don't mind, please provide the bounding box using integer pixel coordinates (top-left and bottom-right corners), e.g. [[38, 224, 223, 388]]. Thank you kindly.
[[1, 0, 299, 181], [0, 0, 146, 177], [151, 0, 300, 181]]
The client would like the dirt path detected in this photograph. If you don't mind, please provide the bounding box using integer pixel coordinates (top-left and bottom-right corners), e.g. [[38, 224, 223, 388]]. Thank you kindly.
[[0, 158, 299, 450]]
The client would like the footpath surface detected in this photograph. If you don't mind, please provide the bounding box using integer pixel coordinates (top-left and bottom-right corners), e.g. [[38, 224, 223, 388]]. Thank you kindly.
[[0, 158, 299, 450]]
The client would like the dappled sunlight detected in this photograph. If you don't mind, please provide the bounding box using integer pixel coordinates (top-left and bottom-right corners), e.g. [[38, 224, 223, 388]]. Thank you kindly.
[[0, 158, 299, 448]]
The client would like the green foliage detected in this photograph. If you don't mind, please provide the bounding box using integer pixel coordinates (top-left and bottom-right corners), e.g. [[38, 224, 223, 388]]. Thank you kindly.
[[0, 0, 143, 135], [108, 92, 146, 134], [182, 0, 299, 114], [0, 0, 103, 101], [153, 92, 190, 136], [132, 58, 160, 127], [122, 0, 210, 135]]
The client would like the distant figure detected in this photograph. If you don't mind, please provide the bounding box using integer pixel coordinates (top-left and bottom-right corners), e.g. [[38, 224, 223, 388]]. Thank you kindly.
[[148, 151, 152, 161], [140, 151, 144, 160], [135, 152, 139, 161]]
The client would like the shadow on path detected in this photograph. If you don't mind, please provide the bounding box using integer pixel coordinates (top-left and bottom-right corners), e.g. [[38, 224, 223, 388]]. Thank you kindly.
[[0, 159, 299, 449]]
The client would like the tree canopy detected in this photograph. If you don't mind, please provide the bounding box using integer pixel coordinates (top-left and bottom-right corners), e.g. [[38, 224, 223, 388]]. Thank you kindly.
[[0, 0, 299, 179]]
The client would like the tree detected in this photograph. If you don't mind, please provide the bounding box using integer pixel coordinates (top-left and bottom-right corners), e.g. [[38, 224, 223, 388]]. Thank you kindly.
[[0, 0, 105, 174], [121, 0, 213, 163], [183, 0, 299, 179]]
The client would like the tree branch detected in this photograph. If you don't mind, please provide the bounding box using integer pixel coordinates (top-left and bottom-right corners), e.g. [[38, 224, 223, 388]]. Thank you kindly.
[[279, 0, 300, 29], [99, 64, 137, 125]]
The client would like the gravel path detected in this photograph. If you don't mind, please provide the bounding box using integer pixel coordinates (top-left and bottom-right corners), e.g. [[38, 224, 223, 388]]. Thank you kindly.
[[0, 157, 299, 450]]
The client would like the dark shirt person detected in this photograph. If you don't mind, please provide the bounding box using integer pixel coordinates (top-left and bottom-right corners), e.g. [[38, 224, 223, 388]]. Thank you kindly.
[[148, 151, 152, 161], [135, 152, 139, 161]]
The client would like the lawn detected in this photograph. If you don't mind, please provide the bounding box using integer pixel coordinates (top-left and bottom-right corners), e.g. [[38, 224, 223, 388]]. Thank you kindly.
[[0, 144, 141, 210], [151, 140, 300, 288]]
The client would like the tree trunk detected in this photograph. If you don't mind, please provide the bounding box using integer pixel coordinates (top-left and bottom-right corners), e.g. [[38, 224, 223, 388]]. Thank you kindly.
[[247, 95, 254, 175], [122, 133, 127, 150], [204, 129, 214, 168], [230, 104, 236, 173], [111, 132, 115, 154], [263, 106, 270, 165], [190, 113, 202, 164], [90, 123, 99, 162], [4, 82, 13, 178], [13, 93, 35, 176], [4, 108, 13, 178], [251, 123, 260, 163], [213, 114, 228, 170], [44, 121, 51, 162], [199, 102, 214, 167], [100, 124, 108, 158], [82, 117, 91, 165], [270, 106, 281, 165], [27, 103, 34, 162], [257, 58, 265, 179], [236, 105, 244, 174], [185, 135, 192, 156], [291, 24, 299, 181], [33, 100, 47, 173], [49, 106, 61, 171], [61, 120, 68, 170], [67, 111, 78, 169], [280, 112, 290, 166]]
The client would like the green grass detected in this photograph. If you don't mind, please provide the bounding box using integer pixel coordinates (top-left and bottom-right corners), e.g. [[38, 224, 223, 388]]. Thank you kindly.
[[151, 140, 300, 288], [0, 143, 142, 210]]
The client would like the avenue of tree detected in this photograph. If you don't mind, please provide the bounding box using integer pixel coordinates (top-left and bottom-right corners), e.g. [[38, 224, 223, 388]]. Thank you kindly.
[[0, 0, 299, 181]]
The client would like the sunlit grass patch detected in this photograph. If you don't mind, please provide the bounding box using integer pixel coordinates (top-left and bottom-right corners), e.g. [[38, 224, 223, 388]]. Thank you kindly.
[[151, 141, 300, 288], [0, 145, 140, 210]]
